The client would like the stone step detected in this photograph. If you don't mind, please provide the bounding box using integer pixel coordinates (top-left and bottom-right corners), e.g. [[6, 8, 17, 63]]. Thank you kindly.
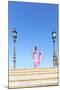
[[9, 67, 58, 72], [9, 73, 58, 81], [9, 78, 58, 88], [9, 71, 58, 75], [9, 68, 58, 75]]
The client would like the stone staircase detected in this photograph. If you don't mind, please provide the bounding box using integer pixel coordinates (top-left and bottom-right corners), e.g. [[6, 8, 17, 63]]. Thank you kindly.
[[9, 67, 59, 89]]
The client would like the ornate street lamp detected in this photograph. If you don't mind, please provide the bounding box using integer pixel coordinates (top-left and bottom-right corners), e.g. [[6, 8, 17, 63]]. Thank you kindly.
[[12, 28, 17, 69], [52, 31, 56, 67]]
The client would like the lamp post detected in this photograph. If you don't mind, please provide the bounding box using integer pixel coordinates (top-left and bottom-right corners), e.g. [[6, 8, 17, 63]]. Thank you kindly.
[[52, 31, 56, 67], [12, 28, 17, 69]]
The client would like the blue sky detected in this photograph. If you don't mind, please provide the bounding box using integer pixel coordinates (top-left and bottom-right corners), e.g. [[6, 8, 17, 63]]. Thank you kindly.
[[8, 1, 58, 68]]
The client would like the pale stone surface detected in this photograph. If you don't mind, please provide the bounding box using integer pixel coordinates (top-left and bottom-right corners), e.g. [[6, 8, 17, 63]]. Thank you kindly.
[[9, 68, 59, 88]]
